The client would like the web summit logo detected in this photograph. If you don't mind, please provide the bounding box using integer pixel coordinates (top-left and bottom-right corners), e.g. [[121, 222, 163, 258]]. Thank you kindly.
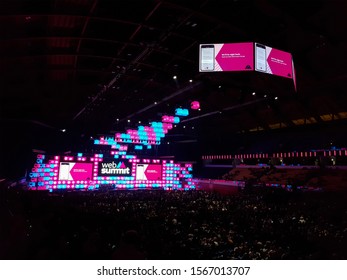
[[100, 161, 130, 175]]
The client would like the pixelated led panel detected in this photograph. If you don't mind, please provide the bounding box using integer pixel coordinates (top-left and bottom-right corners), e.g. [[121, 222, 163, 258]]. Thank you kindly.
[[94, 111, 184, 148], [29, 154, 196, 191], [112, 122, 174, 145], [29, 106, 196, 191]]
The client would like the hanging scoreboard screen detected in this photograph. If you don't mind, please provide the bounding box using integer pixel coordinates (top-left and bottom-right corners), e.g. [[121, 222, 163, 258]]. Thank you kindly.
[[199, 42, 296, 91], [199, 42, 254, 72], [254, 42, 294, 79]]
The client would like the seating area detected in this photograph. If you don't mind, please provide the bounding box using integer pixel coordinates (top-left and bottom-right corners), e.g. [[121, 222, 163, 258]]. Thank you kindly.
[[222, 168, 258, 181], [222, 167, 347, 191], [259, 169, 309, 185], [1, 183, 347, 260], [306, 169, 347, 191]]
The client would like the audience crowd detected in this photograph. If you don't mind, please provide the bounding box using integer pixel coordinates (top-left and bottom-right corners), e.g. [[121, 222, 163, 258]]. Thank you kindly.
[[0, 184, 346, 260]]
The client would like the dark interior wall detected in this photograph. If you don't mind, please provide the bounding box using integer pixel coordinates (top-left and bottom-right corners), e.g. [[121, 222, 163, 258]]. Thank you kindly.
[[197, 121, 347, 155], [0, 120, 81, 179]]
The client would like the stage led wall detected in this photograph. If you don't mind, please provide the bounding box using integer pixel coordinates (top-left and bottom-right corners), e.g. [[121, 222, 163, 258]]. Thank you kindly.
[[28, 109, 196, 191], [29, 154, 195, 191]]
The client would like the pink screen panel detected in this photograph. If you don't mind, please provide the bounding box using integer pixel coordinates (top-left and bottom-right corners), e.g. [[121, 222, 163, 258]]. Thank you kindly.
[[255, 42, 293, 79], [136, 164, 162, 181], [58, 162, 93, 181], [200, 42, 254, 72]]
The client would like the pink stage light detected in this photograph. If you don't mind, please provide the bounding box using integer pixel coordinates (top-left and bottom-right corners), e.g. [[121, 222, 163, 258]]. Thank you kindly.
[[191, 101, 200, 110]]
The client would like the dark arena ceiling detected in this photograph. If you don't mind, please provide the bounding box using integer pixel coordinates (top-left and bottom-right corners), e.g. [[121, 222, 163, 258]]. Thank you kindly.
[[1, 0, 347, 177]]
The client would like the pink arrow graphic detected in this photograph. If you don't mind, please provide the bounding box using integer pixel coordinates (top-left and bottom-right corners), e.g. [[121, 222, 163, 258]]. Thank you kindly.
[[266, 48, 293, 78], [70, 163, 93, 181], [215, 43, 253, 71]]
